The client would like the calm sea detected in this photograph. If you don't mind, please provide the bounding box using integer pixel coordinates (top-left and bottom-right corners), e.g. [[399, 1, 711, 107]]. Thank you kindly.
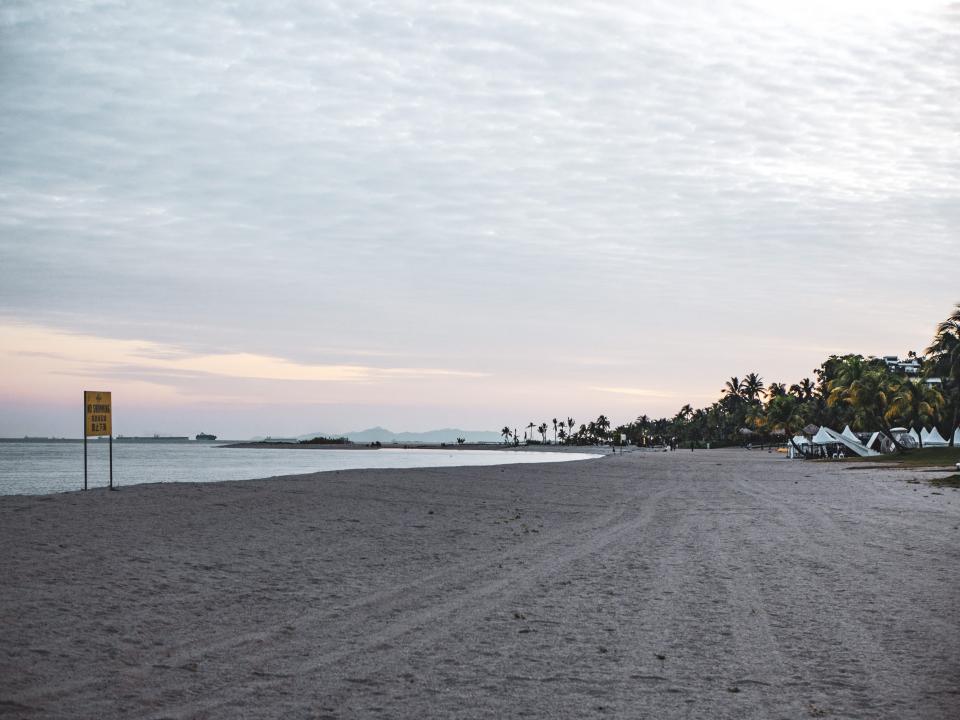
[[0, 442, 599, 496]]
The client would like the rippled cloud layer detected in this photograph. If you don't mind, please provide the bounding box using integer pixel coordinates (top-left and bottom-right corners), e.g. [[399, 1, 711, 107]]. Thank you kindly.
[[1, 1, 957, 433]]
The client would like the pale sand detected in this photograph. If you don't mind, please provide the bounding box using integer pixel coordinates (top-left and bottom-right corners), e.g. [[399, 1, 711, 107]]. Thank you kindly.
[[1, 450, 958, 719]]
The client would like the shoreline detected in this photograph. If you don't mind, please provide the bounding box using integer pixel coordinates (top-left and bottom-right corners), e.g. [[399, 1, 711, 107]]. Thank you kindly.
[[0, 444, 604, 498], [219, 441, 613, 453], [2, 450, 958, 718]]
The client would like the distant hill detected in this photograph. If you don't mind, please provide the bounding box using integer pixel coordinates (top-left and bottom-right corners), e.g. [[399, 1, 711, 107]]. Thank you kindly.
[[298, 426, 503, 444]]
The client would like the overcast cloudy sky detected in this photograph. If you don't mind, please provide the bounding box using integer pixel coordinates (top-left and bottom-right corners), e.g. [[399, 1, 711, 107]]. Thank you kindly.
[[1, 0, 958, 438]]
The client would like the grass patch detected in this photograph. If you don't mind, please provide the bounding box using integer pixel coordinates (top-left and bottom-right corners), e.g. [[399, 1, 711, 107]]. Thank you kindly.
[[930, 474, 960, 488], [850, 446, 960, 468]]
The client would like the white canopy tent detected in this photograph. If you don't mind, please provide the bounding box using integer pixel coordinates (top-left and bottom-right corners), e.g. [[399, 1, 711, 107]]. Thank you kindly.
[[811, 426, 877, 457], [812, 426, 838, 445], [955, 427, 960, 446], [841, 425, 861, 444], [924, 427, 949, 447]]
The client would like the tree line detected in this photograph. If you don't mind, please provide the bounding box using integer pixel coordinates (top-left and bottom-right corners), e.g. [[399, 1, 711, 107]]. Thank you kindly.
[[503, 305, 960, 451]]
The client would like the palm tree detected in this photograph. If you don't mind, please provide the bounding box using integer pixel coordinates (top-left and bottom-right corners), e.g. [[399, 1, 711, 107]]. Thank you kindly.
[[826, 356, 870, 405], [538, 422, 548, 443], [670, 405, 693, 444], [689, 408, 707, 443], [887, 380, 944, 448], [829, 367, 907, 451], [767, 395, 805, 455], [745, 402, 766, 434], [927, 305, 960, 374], [552, 418, 558, 444], [704, 404, 723, 443], [566, 417, 576, 440], [558, 427, 567, 443], [926, 304, 960, 445], [767, 382, 787, 398], [789, 378, 816, 400], [824, 356, 874, 430], [526, 422, 535, 444], [742, 373, 765, 403], [501, 426, 512, 445], [723, 376, 742, 401], [596, 415, 611, 442]]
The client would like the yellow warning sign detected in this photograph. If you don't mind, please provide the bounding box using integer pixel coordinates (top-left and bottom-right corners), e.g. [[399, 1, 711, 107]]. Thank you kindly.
[[84, 391, 112, 437]]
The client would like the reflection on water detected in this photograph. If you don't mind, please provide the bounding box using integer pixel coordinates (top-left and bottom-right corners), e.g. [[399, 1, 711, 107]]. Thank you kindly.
[[0, 442, 599, 496]]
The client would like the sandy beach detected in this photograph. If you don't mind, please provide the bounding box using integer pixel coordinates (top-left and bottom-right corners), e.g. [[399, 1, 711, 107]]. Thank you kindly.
[[1, 449, 958, 719]]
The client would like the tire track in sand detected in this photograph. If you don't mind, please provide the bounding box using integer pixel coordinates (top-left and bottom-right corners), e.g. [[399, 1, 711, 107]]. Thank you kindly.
[[9, 463, 659, 715], [730, 476, 957, 719], [137, 484, 669, 720]]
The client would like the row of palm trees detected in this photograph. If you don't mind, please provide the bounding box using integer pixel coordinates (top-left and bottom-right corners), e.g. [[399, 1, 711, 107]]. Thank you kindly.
[[501, 416, 612, 446], [503, 305, 960, 451], [651, 305, 960, 450]]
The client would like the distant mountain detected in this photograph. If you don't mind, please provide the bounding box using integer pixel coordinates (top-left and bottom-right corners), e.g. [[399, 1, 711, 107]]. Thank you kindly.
[[298, 426, 503, 444]]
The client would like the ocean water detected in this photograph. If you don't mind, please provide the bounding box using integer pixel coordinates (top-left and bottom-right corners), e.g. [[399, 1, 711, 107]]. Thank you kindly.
[[0, 442, 599, 496]]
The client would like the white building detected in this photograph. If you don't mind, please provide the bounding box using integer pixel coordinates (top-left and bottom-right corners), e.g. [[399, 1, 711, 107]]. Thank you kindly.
[[880, 355, 921, 376]]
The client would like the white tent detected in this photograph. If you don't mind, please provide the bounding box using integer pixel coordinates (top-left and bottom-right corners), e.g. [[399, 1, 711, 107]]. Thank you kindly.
[[841, 425, 862, 444], [909, 428, 921, 445], [812, 426, 838, 445], [955, 427, 960, 446], [920, 427, 931, 444], [925, 427, 949, 447], [811, 426, 878, 457]]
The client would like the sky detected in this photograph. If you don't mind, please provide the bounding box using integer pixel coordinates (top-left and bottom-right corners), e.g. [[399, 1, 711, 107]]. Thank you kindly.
[[1, 0, 958, 438]]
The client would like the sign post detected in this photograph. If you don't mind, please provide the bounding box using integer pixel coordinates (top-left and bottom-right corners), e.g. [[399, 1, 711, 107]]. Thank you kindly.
[[83, 391, 113, 490]]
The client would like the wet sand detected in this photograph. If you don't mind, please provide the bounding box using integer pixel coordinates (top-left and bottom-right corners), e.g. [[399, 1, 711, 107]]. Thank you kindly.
[[1, 449, 958, 719]]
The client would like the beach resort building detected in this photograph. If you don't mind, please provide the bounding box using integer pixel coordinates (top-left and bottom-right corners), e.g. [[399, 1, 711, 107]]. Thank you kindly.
[[874, 354, 943, 388], [878, 355, 921, 376]]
